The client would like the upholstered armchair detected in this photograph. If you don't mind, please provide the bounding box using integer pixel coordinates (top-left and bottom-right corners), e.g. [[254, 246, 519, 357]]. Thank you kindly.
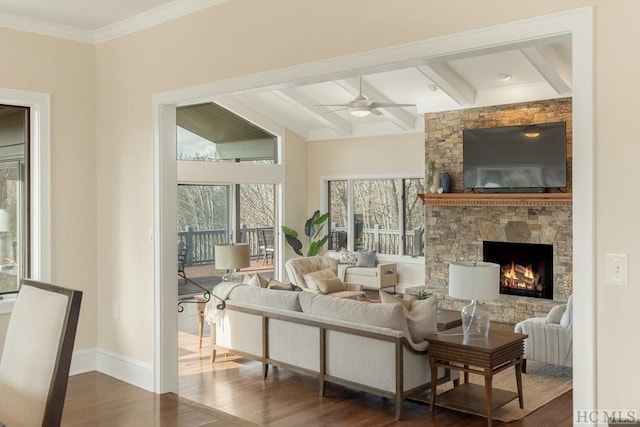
[[284, 256, 365, 299], [514, 295, 573, 372]]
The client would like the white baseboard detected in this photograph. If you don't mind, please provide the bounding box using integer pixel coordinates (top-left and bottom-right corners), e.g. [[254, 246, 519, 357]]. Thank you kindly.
[[70, 348, 154, 392]]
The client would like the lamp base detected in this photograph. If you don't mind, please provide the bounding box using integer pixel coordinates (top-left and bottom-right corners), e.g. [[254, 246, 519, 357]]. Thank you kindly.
[[461, 300, 490, 340]]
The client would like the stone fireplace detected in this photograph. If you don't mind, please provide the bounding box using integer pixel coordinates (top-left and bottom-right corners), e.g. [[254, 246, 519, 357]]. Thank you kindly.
[[483, 241, 554, 300], [423, 98, 573, 324]]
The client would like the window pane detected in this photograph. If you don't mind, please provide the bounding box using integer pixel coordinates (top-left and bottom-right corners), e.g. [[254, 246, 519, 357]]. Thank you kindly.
[[176, 103, 277, 163], [0, 163, 19, 293], [177, 185, 230, 288], [353, 179, 400, 255], [0, 104, 28, 295], [404, 178, 425, 256], [328, 181, 348, 250], [239, 183, 276, 267]]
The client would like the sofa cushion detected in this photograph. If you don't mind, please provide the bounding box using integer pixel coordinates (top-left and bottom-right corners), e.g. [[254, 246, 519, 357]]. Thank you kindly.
[[379, 291, 437, 343], [405, 295, 438, 342], [338, 249, 358, 265], [229, 286, 302, 311], [299, 292, 408, 332], [267, 278, 294, 291], [379, 289, 412, 310], [545, 304, 566, 324], [303, 268, 338, 292], [242, 273, 268, 288], [356, 250, 376, 267], [316, 277, 346, 294], [560, 295, 573, 327]]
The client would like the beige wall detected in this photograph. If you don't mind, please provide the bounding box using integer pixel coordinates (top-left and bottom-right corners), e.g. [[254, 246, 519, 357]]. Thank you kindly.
[[94, 0, 638, 411], [2, 0, 639, 414], [0, 28, 97, 353]]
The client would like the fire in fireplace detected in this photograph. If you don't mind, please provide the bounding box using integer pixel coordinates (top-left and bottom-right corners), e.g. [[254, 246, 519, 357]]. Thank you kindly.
[[483, 241, 553, 299]]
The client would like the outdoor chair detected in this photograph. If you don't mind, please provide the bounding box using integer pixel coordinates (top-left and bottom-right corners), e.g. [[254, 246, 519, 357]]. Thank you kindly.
[[258, 228, 275, 264]]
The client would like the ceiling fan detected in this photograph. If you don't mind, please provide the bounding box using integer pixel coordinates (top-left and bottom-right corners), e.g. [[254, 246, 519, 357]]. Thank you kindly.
[[316, 77, 415, 117]]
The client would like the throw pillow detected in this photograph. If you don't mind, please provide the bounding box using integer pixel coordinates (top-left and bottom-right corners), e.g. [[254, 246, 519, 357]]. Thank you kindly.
[[303, 268, 338, 292], [316, 277, 346, 294], [379, 290, 412, 310], [267, 278, 293, 291], [356, 250, 377, 267], [560, 295, 573, 327], [545, 304, 566, 324], [242, 273, 268, 288], [404, 294, 438, 343], [338, 248, 358, 265]]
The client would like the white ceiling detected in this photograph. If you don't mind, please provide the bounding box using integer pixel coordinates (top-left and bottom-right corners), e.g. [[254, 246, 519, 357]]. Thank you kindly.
[[0, 0, 573, 141]]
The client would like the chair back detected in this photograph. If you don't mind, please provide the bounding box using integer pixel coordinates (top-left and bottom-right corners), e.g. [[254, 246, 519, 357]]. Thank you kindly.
[[0, 280, 82, 427]]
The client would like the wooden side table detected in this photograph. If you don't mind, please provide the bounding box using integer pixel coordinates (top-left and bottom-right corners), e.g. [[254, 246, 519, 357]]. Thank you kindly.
[[425, 326, 527, 427], [436, 308, 462, 331]]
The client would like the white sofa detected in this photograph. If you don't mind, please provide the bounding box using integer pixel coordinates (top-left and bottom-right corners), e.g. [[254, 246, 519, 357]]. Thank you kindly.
[[514, 295, 573, 372], [205, 283, 456, 420]]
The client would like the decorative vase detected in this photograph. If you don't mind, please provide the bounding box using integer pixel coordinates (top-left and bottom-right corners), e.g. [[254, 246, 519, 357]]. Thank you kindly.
[[440, 172, 451, 193]]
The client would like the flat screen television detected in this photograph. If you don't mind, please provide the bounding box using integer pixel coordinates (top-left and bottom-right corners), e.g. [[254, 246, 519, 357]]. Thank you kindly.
[[463, 122, 567, 192]]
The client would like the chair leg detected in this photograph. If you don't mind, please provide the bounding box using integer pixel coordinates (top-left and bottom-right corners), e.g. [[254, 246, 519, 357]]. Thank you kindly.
[[197, 301, 205, 348]]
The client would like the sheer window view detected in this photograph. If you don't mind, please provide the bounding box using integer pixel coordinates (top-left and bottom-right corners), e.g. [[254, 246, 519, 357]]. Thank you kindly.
[[328, 178, 424, 256], [0, 105, 28, 294], [177, 183, 276, 296], [176, 102, 277, 163]]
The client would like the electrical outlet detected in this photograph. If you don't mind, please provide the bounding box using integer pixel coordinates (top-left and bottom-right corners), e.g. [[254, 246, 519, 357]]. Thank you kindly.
[[606, 253, 628, 287]]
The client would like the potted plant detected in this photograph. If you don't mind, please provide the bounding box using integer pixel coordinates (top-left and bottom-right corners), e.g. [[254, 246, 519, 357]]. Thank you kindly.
[[282, 210, 329, 256]]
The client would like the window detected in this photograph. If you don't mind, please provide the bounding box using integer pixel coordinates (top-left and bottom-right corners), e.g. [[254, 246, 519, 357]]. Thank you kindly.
[[0, 105, 29, 295], [328, 177, 424, 256]]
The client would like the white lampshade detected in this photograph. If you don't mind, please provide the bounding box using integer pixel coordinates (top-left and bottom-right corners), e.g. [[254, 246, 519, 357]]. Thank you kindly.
[[449, 261, 500, 301], [215, 243, 250, 270]]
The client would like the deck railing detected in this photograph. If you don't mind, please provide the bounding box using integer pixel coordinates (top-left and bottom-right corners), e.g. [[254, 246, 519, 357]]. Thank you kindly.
[[179, 224, 424, 267], [178, 226, 273, 266]]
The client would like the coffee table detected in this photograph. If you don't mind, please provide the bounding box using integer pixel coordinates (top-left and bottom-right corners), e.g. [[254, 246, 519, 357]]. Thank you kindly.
[[425, 325, 527, 427]]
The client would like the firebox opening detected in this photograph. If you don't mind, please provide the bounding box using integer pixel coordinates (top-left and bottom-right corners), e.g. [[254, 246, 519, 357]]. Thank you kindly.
[[483, 241, 553, 300]]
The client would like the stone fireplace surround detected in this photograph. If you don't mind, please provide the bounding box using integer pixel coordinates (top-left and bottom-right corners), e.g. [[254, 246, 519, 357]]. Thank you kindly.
[[423, 98, 572, 324]]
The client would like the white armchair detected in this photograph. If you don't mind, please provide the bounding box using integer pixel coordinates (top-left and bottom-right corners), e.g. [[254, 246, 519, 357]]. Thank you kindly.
[[514, 296, 573, 372], [284, 256, 365, 299]]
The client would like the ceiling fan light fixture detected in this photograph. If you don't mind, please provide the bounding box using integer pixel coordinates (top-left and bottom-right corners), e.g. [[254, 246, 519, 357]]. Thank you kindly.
[[350, 106, 371, 117]]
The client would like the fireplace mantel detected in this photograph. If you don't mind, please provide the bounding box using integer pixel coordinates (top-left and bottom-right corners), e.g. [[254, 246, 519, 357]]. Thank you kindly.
[[419, 192, 572, 207]]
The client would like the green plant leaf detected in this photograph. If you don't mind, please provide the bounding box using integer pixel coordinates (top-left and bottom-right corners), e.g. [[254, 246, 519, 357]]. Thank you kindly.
[[284, 234, 303, 256], [307, 235, 329, 256], [281, 225, 298, 239], [304, 210, 320, 237]]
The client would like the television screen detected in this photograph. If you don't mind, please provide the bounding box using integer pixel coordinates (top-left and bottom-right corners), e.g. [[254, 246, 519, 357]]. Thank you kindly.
[[463, 122, 567, 192]]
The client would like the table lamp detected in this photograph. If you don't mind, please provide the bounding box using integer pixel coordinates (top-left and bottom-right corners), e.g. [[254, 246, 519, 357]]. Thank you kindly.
[[215, 243, 250, 282], [448, 260, 500, 339]]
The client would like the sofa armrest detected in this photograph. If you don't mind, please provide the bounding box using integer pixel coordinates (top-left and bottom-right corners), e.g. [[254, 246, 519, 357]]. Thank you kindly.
[[343, 282, 364, 291], [377, 263, 397, 276]]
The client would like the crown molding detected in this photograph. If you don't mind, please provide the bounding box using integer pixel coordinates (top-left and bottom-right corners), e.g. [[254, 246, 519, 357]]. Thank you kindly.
[[94, 0, 228, 43], [0, 0, 227, 45], [0, 11, 94, 43]]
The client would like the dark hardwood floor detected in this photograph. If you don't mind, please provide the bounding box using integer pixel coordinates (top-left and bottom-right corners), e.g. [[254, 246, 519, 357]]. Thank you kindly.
[[60, 303, 572, 426]]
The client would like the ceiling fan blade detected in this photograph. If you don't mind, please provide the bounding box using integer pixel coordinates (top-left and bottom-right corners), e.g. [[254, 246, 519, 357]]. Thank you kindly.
[[315, 103, 351, 108], [321, 107, 349, 114], [369, 102, 415, 108], [371, 109, 384, 116]]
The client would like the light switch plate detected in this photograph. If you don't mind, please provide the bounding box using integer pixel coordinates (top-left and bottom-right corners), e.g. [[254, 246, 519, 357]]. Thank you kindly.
[[606, 253, 628, 287]]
